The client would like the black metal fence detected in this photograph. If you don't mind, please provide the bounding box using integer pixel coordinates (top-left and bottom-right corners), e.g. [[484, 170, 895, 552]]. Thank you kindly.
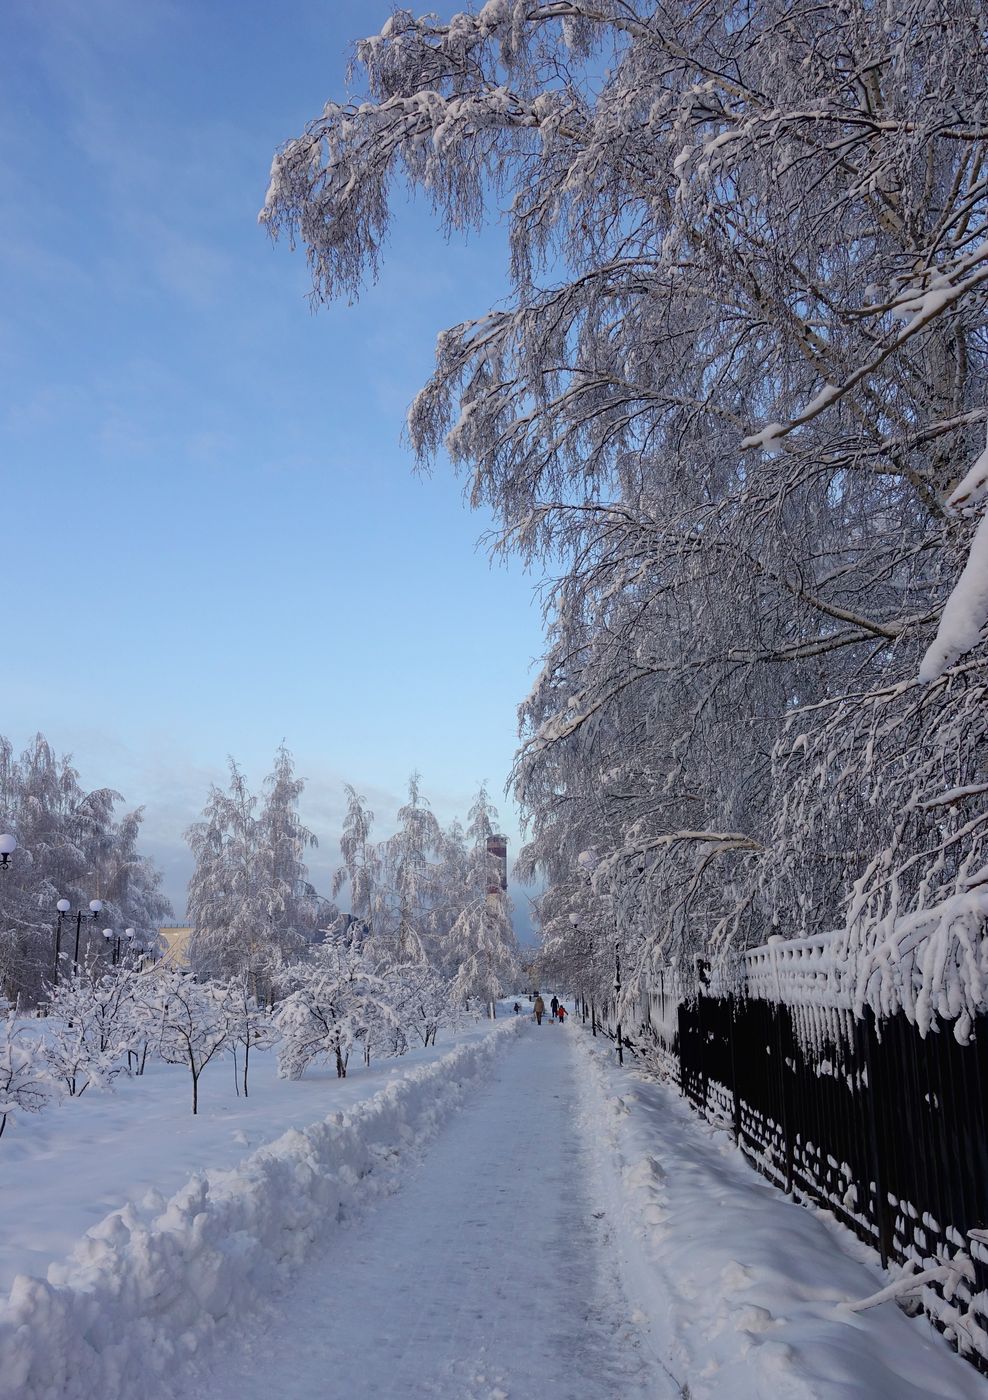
[[615, 983, 988, 1370]]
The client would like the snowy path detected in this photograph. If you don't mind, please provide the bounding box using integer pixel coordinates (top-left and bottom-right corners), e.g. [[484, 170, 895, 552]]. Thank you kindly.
[[189, 1023, 670, 1400]]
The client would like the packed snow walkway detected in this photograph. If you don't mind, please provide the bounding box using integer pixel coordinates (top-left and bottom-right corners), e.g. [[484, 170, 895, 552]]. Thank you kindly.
[[191, 1021, 670, 1400]]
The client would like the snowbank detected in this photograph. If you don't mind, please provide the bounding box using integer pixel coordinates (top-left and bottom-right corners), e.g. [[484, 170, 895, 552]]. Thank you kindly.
[[0, 1018, 498, 1294], [570, 1027, 985, 1399], [0, 1018, 522, 1400]]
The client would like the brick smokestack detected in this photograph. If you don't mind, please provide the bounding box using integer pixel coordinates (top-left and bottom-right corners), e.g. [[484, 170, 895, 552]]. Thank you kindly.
[[486, 834, 508, 894]]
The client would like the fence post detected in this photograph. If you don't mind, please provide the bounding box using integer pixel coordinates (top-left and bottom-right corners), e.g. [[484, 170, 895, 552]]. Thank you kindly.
[[677, 1000, 689, 1097], [727, 992, 742, 1144], [854, 1010, 892, 1269], [773, 1003, 794, 1194]]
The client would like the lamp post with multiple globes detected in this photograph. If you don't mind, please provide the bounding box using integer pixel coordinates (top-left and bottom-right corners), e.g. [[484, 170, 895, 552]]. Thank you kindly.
[[102, 927, 140, 967], [52, 898, 104, 981], [0, 839, 149, 992]]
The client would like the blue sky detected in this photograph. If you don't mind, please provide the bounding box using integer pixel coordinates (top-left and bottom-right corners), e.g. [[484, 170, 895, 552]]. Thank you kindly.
[[0, 0, 546, 932]]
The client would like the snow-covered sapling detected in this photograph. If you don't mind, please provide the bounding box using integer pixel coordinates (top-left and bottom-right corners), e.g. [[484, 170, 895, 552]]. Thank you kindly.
[[155, 971, 228, 1114], [221, 972, 278, 1097], [43, 964, 138, 1096], [0, 1023, 51, 1138]]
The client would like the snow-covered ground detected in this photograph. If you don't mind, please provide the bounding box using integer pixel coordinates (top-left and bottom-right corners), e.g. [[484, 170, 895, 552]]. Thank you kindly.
[[0, 1014, 505, 1295], [0, 1014, 524, 1398], [186, 1014, 666, 1400], [2, 1007, 986, 1399]]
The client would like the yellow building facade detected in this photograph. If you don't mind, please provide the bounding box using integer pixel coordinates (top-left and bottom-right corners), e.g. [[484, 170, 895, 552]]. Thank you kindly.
[[157, 926, 192, 967]]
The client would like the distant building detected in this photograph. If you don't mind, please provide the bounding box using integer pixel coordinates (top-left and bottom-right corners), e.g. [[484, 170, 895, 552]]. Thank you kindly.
[[158, 926, 192, 967], [486, 834, 508, 894]]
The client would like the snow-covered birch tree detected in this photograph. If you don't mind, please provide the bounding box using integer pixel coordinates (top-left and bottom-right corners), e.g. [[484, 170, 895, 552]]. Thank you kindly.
[[332, 784, 382, 947], [0, 734, 170, 1006], [263, 3, 988, 1019], [378, 773, 444, 966], [187, 750, 326, 995], [443, 786, 519, 1015]]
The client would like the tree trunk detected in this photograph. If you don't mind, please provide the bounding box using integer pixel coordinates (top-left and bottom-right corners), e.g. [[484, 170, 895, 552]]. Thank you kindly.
[[243, 1040, 250, 1098]]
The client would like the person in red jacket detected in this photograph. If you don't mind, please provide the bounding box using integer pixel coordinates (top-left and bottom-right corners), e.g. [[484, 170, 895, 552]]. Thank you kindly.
[[557, 1004, 568, 1023]]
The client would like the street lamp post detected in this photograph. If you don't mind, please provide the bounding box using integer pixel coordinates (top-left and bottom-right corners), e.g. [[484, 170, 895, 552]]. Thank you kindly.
[[104, 927, 140, 968], [73, 900, 103, 971], [54, 899, 71, 983], [0, 834, 16, 870], [53, 897, 103, 984]]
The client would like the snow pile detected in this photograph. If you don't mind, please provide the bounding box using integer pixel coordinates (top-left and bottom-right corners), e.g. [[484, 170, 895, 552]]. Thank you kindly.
[[571, 1028, 985, 1400], [0, 1019, 522, 1400]]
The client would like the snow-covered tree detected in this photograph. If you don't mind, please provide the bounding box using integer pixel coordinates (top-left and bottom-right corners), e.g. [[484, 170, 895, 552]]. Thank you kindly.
[[442, 786, 518, 1012], [259, 744, 325, 949], [431, 816, 471, 973], [332, 784, 382, 945], [127, 970, 161, 1077], [394, 963, 453, 1049], [275, 941, 394, 1079], [377, 773, 443, 965], [43, 964, 136, 1097], [533, 867, 612, 1013], [220, 972, 278, 1098], [187, 750, 327, 995], [263, 3, 988, 1019], [0, 734, 170, 1006], [448, 891, 518, 1020], [155, 971, 228, 1114], [186, 760, 262, 982], [0, 1023, 51, 1139]]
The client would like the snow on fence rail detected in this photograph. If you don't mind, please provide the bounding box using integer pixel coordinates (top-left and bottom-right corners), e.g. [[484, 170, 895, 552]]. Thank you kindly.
[[632, 931, 850, 1016], [0, 1018, 522, 1400], [741, 930, 851, 1008]]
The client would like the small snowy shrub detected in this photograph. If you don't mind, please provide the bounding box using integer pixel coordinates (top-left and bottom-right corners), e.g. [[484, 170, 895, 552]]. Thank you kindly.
[[43, 965, 139, 1096], [0, 1022, 52, 1138]]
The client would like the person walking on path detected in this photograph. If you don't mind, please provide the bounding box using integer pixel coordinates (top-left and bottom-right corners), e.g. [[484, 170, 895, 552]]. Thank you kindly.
[[557, 1005, 568, 1024], [534, 995, 545, 1025], [550, 996, 559, 1019]]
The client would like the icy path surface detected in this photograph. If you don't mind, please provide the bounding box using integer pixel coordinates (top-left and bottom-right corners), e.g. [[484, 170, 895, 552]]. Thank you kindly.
[[191, 1024, 670, 1400]]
